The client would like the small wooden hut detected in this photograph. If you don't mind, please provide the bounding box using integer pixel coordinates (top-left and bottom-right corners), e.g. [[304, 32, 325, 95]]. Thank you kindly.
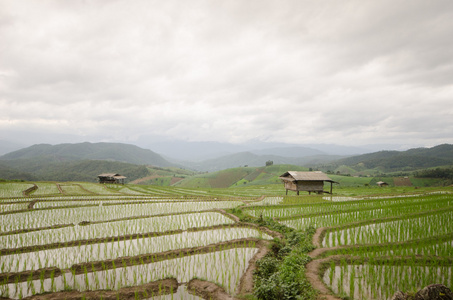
[[98, 173, 126, 184], [376, 181, 389, 187], [279, 171, 337, 195]]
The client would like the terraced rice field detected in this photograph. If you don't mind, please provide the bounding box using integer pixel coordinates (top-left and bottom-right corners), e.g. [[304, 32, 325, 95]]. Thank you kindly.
[[0, 182, 274, 299], [2, 181, 452, 299], [245, 191, 453, 299]]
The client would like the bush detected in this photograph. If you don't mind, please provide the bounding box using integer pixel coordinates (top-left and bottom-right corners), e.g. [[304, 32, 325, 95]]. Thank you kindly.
[[255, 256, 279, 279], [253, 227, 317, 300]]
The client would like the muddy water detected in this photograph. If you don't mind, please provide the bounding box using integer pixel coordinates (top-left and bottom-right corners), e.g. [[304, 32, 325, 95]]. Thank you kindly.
[[144, 284, 203, 300], [1, 247, 257, 299], [323, 264, 453, 300]]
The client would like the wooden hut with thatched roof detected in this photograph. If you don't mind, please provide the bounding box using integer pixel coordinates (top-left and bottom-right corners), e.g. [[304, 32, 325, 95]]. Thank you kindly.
[[279, 171, 337, 195], [98, 173, 126, 184]]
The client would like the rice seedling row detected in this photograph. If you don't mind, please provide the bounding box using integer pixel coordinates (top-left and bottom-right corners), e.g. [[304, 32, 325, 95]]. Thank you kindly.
[[31, 183, 61, 196], [58, 184, 95, 195], [322, 209, 453, 247], [0, 228, 270, 274], [1, 246, 258, 299], [329, 237, 453, 258], [322, 258, 453, 300], [0, 212, 236, 249], [0, 183, 36, 198], [75, 182, 122, 195], [0, 203, 30, 214], [246, 194, 450, 219], [251, 196, 284, 206], [31, 196, 248, 209], [1, 201, 244, 232], [281, 199, 453, 231]]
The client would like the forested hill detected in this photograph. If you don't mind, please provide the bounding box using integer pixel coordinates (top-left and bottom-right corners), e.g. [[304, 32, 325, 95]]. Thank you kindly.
[[0, 142, 173, 167], [328, 144, 453, 172], [0, 159, 151, 182]]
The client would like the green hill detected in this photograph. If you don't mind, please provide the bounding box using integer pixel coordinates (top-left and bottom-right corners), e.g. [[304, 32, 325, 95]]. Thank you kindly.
[[0, 142, 173, 167], [0, 162, 37, 181], [0, 159, 151, 182], [319, 144, 453, 175], [174, 164, 309, 188], [0, 142, 178, 182]]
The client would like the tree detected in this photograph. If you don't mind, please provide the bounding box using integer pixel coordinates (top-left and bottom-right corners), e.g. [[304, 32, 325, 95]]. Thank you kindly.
[[265, 160, 273, 166]]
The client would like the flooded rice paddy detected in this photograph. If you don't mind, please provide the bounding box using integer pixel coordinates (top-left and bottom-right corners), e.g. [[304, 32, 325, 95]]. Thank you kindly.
[[1, 212, 236, 248], [1, 201, 244, 232], [1, 247, 257, 299], [322, 210, 453, 247], [323, 263, 453, 300], [1, 227, 269, 273]]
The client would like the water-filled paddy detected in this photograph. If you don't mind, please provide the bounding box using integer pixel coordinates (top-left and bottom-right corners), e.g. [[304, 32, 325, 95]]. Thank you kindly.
[[1, 247, 258, 299], [323, 263, 453, 300], [0, 203, 29, 213], [322, 209, 453, 247], [281, 199, 453, 231], [1, 227, 270, 273], [1, 201, 243, 232], [1, 212, 235, 248], [247, 195, 452, 219]]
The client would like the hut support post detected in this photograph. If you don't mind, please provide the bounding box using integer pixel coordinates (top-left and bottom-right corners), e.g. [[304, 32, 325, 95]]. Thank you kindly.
[[330, 182, 333, 194]]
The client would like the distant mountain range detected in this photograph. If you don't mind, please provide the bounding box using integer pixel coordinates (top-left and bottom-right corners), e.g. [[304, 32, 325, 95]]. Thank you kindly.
[[0, 142, 452, 182], [180, 151, 344, 172], [141, 140, 375, 161], [0, 142, 351, 174], [322, 144, 453, 174]]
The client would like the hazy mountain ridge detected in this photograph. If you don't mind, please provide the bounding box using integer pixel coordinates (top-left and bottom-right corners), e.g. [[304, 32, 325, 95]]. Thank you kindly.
[[1, 142, 452, 182], [181, 151, 344, 172], [142, 140, 370, 161], [0, 140, 27, 156], [250, 146, 325, 157]]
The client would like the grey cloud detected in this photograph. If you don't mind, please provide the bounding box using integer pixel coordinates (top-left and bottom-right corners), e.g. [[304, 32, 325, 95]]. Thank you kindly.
[[1, 0, 452, 147]]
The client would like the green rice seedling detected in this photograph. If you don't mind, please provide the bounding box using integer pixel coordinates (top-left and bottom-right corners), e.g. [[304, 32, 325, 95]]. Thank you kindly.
[[324, 261, 453, 300], [323, 209, 453, 247]]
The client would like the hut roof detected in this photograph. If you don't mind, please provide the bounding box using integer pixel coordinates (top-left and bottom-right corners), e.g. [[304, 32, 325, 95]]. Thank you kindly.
[[98, 173, 126, 179], [279, 171, 336, 183], [98, 173, 119, 177]]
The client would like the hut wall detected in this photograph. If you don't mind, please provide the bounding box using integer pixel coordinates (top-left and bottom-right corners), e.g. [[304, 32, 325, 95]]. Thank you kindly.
[[284, 181, 297, 191], [284, 181, 324, 192], [99, 178, 114, 184], [296, 181, 324, 192]]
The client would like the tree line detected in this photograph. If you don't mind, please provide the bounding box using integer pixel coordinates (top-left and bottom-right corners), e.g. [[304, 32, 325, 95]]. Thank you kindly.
[[414, 167, 453, 179]]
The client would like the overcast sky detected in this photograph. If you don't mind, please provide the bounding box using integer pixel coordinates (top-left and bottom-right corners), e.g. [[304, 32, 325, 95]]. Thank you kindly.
[[1, 0, 453, 149]]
